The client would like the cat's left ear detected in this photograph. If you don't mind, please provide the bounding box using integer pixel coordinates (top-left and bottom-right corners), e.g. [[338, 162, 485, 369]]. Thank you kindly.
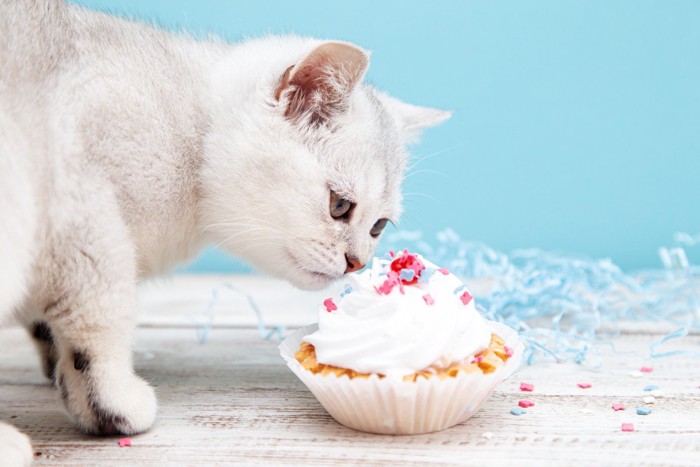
[[377, 92, 452, 144], [275, 41, 370, 125]]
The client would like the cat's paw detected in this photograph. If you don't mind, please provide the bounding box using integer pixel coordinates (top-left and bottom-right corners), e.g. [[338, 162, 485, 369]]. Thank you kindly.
[[56, 359, 157, 436], [0, 422, 33, 467]]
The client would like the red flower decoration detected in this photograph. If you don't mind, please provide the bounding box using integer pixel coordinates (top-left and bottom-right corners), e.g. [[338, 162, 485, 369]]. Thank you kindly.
[[389, 249, 425, 286]]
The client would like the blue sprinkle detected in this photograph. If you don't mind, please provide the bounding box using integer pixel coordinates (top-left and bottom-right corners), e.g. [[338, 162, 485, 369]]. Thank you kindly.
[[510, 408, 526, 416], [399, 269, 415, 282], [453, 284, 466, 295], [340, 284, 353, 298], [383, 252, 394, 261], [636, 407, 652, 415], [418, 267, 436, 284], [643, 385, 659, 392]]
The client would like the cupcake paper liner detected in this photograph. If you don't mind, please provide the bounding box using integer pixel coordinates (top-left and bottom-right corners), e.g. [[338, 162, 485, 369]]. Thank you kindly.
[[279, 320, 524, 435]]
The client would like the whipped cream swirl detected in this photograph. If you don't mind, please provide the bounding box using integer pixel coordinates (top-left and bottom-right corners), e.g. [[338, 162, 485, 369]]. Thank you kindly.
[[303, 251, 492, 378]]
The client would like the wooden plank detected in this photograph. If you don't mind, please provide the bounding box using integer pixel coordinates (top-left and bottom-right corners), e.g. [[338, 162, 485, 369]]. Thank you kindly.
[[2, 325, 699, 466]]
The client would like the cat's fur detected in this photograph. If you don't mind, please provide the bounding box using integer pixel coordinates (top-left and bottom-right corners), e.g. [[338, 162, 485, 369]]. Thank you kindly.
[[0, 0, 450, 461]]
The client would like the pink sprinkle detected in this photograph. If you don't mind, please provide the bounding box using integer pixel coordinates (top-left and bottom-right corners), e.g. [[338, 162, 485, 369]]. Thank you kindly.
[[504, 346, 514, 357], [621, 423, 634, 432], [518, 400, 535, 408], [612, 403, 626, 411], [520, 382, 534, 392], [459, 290, 473, 305], [577, 383, 592, 389], [323, 298, 337, 312], [388, 250, 395, 258], [422, 293, 435, 305], [118, 438, 132, 447], [471, 355, 483, 364], [437, 267, 450, 275], [375, 271, 403, 295], [640, 366, 653, 373]]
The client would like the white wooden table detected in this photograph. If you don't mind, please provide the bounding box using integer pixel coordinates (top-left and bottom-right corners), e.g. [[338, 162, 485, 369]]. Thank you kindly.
[[1, 275, 699, 466]]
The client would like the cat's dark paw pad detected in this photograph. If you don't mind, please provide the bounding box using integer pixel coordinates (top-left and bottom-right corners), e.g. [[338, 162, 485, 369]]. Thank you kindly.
[[56, 358, 157, 435], [0, 422, 33, 467]]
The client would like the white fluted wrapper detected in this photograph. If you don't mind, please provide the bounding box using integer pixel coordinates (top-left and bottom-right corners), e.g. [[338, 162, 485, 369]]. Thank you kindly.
[[280, 320, 523, 435]]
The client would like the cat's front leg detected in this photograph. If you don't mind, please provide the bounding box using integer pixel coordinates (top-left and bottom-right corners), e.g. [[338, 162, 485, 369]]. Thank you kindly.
[[46, 237, 157, 435], [0, 422, 33, 467]]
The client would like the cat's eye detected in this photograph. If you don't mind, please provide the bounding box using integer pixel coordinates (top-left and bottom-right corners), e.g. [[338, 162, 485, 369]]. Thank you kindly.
[[370, 218, 388, 238], [329, 190, 354, 220]]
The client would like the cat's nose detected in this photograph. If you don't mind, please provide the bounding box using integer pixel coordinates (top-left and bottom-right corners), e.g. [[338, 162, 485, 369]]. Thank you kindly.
[[344, 254, 365, 274]]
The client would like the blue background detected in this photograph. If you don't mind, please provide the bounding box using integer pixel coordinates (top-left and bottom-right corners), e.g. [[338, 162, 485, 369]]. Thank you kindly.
[[71, 0, 700, 272]]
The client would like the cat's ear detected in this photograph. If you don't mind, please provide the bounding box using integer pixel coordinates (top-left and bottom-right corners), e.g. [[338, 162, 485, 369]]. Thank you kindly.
[[377, 93, 452, 144], [275, 41, 370, 125]]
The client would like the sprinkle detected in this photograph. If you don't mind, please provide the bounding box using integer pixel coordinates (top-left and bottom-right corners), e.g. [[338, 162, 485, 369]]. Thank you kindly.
[[399, 269, 416, 282], [510, 408, 526, 416], [519, 382, 534, 392], [437, 267, 450, 275], [471, 355, 483, 364], [612, 403, 625, 411], [643, 385, 659, 392], [460, 290, 473, 305], [636, 407, 652, 415], [518, 400, 534, 408], [577, 383, 592, 389], [640, 366, 653, 373], [621, 423, 635, 432], [642, 396, 655, 404], [118, 438, 132, 447], [388, 250, 395, 258], [418, 267, 436, 284], [422, 294, 435, 306], [453, 284, 466, 294], [504, 346, 514, 357], [629, 371, 644, 378], [482, 432, 494, 439], [340, 284, 353, 298], [323, 298, 337, 313], [649, 389, 665, 397], [375, 271, 402, 295]]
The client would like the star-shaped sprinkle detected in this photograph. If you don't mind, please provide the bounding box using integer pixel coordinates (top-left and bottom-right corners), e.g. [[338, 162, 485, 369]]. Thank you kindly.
[[323, 298, 337, 312], [422, 293, 435, 305], [460, 290, 473, 305]]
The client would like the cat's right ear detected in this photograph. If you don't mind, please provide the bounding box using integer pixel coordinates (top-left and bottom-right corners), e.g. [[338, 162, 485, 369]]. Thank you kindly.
[[275, 41, 370, 125]]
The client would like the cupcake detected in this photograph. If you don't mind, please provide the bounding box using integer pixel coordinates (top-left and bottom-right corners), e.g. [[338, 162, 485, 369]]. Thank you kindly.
[[279, 249, 523, 435]]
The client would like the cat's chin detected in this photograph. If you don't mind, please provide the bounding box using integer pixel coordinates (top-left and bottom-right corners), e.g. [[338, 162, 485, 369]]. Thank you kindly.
[[289, 269, 340, 291]]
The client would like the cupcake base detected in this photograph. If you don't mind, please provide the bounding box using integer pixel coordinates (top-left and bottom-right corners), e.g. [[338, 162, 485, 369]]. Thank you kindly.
[[279, 321, 523, 435]]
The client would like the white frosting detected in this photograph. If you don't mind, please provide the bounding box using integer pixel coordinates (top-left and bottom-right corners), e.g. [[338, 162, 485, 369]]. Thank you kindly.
[[303, 252, 492, 378]]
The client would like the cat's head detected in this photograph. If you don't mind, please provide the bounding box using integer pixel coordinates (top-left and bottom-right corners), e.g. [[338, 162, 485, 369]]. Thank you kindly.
[[202, 39, 450, 290]]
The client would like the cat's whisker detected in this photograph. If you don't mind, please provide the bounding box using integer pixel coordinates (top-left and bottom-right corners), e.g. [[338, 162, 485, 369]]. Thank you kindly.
[[405, 143, 463, 173], [403, 168, 457, 184]]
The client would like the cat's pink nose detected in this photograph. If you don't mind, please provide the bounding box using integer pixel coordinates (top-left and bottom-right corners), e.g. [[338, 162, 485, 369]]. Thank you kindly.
[[344, 254, 365, 274]]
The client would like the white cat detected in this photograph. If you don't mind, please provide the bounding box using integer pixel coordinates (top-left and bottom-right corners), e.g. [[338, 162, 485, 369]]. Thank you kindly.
[[0, 0, 450, 462]]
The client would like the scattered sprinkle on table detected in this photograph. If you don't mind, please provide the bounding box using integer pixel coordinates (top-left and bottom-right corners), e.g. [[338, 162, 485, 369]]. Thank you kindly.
[[649, 389, 665, 397], [621, 423, 635, 432], [636, 407, 652, 415], [520, 382, 534, 392], [612, 403, 625, 411], [643, 385, 659, 392], [629, 371, 643, 378], [118, 438, 131, 447], [482, 432, 494, 439], [640, 366, 653, 373], [510, 408, 526, 416], [577, 383, 592, 389], [518, 400, 535, 408], [642, 396, 655, 404]]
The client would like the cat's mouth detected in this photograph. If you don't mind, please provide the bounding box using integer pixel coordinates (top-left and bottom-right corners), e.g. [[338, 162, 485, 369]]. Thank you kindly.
[[287, 250, 342, 289]]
